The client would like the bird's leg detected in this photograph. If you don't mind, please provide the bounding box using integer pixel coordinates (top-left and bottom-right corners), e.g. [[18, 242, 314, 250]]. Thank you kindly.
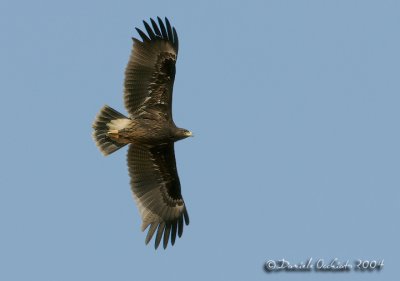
[[107, 129, 131, 144], [107, 129, 120, 139]]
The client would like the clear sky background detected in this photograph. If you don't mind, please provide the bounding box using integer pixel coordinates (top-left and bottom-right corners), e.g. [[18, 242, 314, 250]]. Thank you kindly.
[[1, 0, 399, 280]]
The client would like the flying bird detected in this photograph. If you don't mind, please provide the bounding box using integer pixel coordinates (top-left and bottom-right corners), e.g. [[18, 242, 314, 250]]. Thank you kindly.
[[92, 17, 192, 249]]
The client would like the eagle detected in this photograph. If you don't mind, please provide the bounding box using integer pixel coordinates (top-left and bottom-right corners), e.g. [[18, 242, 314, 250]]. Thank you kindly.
[[92, 17, 192, 249]]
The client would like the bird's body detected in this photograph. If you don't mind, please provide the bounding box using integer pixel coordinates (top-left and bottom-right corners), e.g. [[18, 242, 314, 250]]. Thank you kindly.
[[107, 114, 187, 145], [92, 17, 191, 249]]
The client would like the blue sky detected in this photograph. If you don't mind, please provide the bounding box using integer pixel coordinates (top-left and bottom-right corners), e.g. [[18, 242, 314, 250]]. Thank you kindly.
[[1, 0, 399, 280]]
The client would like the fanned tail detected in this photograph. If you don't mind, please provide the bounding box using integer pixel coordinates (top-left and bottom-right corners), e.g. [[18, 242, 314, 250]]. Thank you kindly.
[[92, 105, 129, 156]]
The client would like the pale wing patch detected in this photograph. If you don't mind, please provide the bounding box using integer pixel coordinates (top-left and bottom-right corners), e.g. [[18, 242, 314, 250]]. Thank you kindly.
[[132, 187, 185, 229]]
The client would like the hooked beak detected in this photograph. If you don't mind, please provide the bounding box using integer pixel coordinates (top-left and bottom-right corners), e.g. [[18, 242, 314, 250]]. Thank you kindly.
[[185, 131, 194, 137]]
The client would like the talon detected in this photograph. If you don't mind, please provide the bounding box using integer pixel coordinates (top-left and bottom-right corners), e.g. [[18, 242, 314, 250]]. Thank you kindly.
[[107, 129, 119, 139]]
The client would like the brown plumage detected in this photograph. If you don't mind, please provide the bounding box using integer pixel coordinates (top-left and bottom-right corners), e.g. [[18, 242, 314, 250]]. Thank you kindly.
[[92, 17, 192, 249]]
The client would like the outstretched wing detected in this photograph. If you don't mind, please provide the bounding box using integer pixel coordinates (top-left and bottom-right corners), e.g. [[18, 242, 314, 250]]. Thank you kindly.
[[124, 17, 179, 120], [127, 143, 189, 249]]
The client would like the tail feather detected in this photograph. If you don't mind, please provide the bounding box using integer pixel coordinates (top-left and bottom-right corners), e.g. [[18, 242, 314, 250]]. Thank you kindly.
[[92, 105, 129, 156]]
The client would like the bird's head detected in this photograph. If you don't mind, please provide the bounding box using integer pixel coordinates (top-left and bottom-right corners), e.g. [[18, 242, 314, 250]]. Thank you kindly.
[[175, 128, 193, 141]]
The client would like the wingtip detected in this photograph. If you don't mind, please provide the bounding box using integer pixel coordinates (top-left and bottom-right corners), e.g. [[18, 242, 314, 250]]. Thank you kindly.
[[171, 222, 177, 246], [163, 223, 171, 249], [183, 208, 189, 225], [177, 216, 184, 238], [143, 20, 156, 40], [135, 27, 150, 42], [145, 223, 158, 245], [150, 18, 162, 37], [154, 223, 165, 249]]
